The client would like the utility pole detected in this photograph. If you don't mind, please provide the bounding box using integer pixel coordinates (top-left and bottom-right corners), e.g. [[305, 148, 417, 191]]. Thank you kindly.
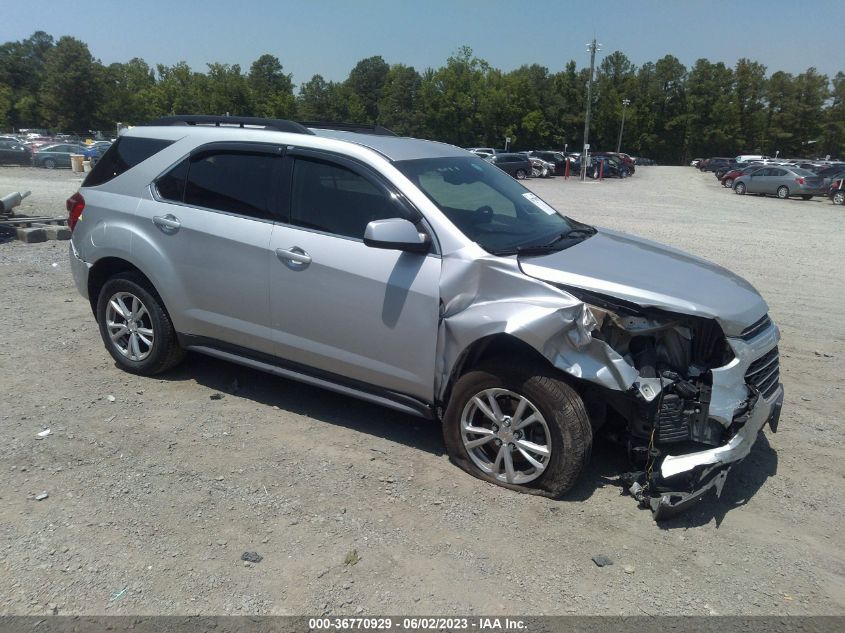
[[616, 98, 630, 153], [580, 38, 600, 181]]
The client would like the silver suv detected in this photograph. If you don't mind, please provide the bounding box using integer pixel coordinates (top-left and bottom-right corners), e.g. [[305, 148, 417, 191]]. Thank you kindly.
[[68, 116, 783, 520]]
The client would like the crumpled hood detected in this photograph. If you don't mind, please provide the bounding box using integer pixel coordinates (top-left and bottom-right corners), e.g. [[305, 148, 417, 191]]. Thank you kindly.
[[518, 227, 768, 337]]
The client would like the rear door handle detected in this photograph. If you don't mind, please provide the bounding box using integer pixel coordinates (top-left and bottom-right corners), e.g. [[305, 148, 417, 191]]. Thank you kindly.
[[275, 247, 312, 267], [153, 214, 181, 230]]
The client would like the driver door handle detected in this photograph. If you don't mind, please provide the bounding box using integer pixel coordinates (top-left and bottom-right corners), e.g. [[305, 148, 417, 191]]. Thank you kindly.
[[275, 247, 312, 266]]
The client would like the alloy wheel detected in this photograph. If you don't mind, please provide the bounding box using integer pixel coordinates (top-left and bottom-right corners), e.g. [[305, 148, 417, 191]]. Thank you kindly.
[[105, 291, 155, 361], [460, 388, 552, 485]]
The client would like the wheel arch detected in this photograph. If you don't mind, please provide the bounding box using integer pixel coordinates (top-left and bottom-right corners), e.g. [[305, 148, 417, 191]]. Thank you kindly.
[[87, 257, 166, 320], [440, 333, 599, 415]]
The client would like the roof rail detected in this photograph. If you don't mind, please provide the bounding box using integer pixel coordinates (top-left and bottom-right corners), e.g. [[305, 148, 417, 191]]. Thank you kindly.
[[143, 115, 314, 135], [300, 121, 398, 137]]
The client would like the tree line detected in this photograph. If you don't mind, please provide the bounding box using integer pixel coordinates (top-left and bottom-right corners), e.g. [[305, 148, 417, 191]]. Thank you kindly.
[[1, 32, 843, 164]]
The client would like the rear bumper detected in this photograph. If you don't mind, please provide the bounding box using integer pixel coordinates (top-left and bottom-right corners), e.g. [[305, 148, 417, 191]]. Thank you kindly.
[[69, 240, 90, 300]]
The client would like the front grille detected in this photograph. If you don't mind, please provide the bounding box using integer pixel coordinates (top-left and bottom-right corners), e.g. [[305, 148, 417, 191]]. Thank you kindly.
[[745, 346, 780, 400], [740, 314, 772, 340]]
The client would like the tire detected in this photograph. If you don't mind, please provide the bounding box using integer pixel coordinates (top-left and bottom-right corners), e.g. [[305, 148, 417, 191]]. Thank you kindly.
[[96, 272, 185, 375], [43, 158, 56, 169], [531, 168, 541, 178], [777, 185, 790, 199], [801, 195, 812, 200], [515, 169, 527, 180], [734, 182, 746, 195], [715, 170, 725, 179], [442, 362, 592, 498], [833, 191, 845, 205], [723, 178, 734, 188]]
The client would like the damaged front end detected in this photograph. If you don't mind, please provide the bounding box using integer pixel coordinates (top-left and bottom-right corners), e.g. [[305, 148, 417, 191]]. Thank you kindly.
[[583, 297, 784, 520]]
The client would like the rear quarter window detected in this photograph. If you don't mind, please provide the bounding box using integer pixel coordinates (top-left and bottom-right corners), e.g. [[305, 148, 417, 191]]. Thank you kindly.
[[83, 136, 174, 187]]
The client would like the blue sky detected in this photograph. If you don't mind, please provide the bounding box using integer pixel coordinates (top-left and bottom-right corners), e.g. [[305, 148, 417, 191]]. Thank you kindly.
[[2, 0, 841, 85]]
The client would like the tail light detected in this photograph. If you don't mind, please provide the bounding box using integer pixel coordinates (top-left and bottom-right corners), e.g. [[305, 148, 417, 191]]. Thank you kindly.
[[795, 178, 805, 185], [66, 192, 85, 231]]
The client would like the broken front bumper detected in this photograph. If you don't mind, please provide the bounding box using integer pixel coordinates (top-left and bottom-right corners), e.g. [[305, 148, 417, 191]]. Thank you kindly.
[[650, 384, 783, 520]]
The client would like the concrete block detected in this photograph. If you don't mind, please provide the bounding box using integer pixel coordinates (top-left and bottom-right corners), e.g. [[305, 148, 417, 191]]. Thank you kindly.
[[44, 224, 71, 240], [15, 227, 47, 243]]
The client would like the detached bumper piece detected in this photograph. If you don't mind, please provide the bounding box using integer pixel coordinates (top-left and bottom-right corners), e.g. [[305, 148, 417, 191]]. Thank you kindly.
[[626, 386, 783, 521]]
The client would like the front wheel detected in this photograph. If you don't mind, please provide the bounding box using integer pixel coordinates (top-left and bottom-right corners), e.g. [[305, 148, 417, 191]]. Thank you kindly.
[[833, 191, 845, 205], [723, 178, 734, 188], [443, 363, 592, 497], [96, 272, 185, 375], [43, 158, 56, 169], [734, 182, 746, 195], [515, 169, 527, 180], [777, 185, 790, 199]]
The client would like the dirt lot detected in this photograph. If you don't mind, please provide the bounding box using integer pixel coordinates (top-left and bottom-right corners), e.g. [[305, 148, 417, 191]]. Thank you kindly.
[[1, 165, 844, 616]]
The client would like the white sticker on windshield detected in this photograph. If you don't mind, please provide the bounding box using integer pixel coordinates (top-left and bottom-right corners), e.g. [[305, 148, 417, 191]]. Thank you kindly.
[[522, 192, 558, 215]]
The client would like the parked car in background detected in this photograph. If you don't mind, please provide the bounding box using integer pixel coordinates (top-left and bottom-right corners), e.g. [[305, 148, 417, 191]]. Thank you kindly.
[[489, 153, 532, 179], [587, 155, 630, 178], [690, 158, 702, 167], [33, 143, 87, 169], [700, 157, 732, 173], [735, 154, 769, 163], [0, 139, 32, 165], [720, 164, 763, 188], [733, 166, 825, 199], [816, 164, 845, 187], [529, 151, 567, 175], [594, 151, 635, 175]]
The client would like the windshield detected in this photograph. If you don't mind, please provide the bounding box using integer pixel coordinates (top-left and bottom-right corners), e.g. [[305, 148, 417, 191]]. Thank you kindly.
[[395, 156, 577, 254]]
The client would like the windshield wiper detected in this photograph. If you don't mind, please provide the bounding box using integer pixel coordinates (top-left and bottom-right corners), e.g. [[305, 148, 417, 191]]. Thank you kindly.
[[542, 226, 596, 248]]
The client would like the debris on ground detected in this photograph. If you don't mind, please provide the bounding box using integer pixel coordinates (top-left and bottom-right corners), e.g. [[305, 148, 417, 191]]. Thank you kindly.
[[344, 549, 360, 566], [210, 392, 224, 400], [592, 555, 613, 567], [623, 564, 636, 574], [106, 395, 116, 402], [36, 429, 51, 439], [241, 551, 263, 563], [34, 491, 49, 501]]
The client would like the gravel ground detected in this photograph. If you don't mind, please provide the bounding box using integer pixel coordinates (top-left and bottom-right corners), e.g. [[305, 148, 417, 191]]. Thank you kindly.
[[0, 166, 843, 616]]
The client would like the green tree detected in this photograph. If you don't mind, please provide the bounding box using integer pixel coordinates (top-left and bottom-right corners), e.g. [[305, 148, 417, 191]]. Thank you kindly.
[[821, 72, 845, 158], [248, 54, 296, 119], [346, 55, 389, 123], [0, 31, 54, 128], [39, 36, 103, 130], [99, 58, 157, 125], [734, 58, 767, 152], [377, 64, 423, 135], [685, 59, 737, 158]]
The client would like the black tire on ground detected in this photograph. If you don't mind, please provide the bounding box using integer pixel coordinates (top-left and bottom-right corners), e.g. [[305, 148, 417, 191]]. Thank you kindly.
[[777, 186, 790, 199], [801, 195, 813, 200], [442, 362, 592, 498], [723, 178, 734, 188], [96, 272, 185, 375], [515, 169, 527, 180], [735, 182, 746, 195], [43, 158, 56, 169], [833, 191, 845, 205]]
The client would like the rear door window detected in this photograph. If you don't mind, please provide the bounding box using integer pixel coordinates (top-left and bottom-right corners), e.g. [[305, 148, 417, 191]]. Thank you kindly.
[[183, 150, 277, 220]]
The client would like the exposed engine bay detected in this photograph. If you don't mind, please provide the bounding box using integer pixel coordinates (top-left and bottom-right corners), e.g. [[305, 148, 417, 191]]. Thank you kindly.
[[579, 293, 782, 520]]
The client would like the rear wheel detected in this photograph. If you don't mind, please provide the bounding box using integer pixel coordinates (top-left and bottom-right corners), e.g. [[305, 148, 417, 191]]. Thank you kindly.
[[443, 363, 592, 497], [734, 182, 746, 195], [833, 191, 845, 205], [515, 169, 527, 180], [96, 272, 184, 375], [777, 185, 790, 199]]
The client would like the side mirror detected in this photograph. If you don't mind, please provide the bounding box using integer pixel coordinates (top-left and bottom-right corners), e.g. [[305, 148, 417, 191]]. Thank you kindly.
[[364, 218, 430, 253]]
